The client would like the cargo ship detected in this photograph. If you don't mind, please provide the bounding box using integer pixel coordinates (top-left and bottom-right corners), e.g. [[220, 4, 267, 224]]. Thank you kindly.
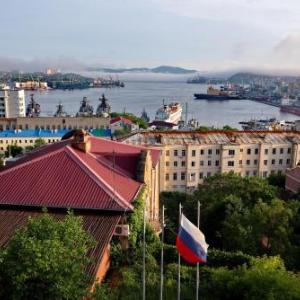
[[280, 105, 300, 116], [194, 86, 242, 100], [154, 102, 182, 124]]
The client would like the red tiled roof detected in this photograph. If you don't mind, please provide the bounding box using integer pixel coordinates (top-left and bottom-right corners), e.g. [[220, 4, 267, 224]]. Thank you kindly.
[[0, 209, 120, 281], [110, 116, 133, 125], [0, 136, 160, 211]]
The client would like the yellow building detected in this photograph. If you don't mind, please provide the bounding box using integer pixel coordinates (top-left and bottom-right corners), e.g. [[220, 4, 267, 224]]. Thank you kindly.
[[123, 131, 300, 193]]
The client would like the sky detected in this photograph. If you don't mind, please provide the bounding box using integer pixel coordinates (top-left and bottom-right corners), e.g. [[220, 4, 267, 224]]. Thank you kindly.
[[1, 0, 300, 73]]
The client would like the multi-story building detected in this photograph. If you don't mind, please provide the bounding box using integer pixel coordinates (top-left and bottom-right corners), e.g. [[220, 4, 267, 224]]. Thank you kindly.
[[0, 116, 110, 131], [0, 89, 25, 118], [0, 128, 112, 154], [123, 131, 300, 193]]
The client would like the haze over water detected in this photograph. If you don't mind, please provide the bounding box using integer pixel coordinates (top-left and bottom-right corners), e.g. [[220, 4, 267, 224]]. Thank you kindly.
[[28, 81, 297, 129]]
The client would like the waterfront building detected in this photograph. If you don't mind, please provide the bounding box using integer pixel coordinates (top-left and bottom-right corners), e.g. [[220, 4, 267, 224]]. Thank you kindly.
[[15, 81, 48, 90], [123, 131, 300, 193], [0, 88, 25, 118], [0, 129, 69, 153], [0, 131, 160, 285], [0, 116, 110, 131]]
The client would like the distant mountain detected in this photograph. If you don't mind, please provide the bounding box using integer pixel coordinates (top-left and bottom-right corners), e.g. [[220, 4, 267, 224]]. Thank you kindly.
[[86, 65, 197, 74], [228, 72, 298, 83]]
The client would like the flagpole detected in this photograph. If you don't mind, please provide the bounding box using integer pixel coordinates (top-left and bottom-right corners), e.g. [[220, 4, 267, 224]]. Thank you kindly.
[[143, 202, 146, 300], [178, 203, 182, 300], [160, 205, 165, 300], [196, 201, 200, 300]]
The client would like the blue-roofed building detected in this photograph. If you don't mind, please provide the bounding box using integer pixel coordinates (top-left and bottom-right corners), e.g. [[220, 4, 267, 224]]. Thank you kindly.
[[0, 129, 70, 153], [90, 128, 112, 138]]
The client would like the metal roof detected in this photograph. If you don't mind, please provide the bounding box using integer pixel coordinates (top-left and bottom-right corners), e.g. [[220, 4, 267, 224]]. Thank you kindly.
[[125, 131, 300, 146], [0, 136, 161, 211], [0, 129, 69, 138]]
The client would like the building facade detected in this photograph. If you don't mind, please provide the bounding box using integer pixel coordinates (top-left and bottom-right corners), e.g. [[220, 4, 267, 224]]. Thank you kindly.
[[0, 116, 110, 131], [123, 131, 300, 193], [0, 89, 25, 118]]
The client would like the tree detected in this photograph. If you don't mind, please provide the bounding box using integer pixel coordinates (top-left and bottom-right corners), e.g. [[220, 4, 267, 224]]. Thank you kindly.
[[34, 138, 46, 148], [203, 256, 300, 300], [0, 211, 95, 300], [4, 145, 23, 157]]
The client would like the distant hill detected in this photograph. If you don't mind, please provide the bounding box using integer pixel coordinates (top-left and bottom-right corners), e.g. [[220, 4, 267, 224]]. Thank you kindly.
[[228, 72, 298, 83], [86, 65, 197, 74]]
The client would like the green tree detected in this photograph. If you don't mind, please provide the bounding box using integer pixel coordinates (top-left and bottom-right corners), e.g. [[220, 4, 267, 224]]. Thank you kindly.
[[34, 138, 46, 148], [0, 211, 95, 300], [4, 145, 23, 157]]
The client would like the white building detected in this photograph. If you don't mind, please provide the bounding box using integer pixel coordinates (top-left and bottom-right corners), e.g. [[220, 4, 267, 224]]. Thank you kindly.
[[0, 89, 25, 118]]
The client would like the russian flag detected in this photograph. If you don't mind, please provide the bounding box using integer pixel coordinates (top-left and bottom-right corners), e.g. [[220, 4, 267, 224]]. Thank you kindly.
[[176, 214, 208, 264]]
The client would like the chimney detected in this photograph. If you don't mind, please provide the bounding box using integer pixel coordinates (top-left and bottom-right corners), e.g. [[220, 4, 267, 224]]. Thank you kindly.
[[71, 129, 91, 153]]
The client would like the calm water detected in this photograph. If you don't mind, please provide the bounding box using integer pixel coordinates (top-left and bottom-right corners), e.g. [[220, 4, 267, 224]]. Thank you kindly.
[[27, 81, 297, 129]]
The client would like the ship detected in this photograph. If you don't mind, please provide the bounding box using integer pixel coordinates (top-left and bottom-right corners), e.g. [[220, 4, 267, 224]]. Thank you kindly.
[[280, 105, 300, 116], [26, 94, 41, 117], [154, 101, 182, 124], [76, 97, 94, 117], [54, 103, 67, 117], [194, 86, 242, 100]]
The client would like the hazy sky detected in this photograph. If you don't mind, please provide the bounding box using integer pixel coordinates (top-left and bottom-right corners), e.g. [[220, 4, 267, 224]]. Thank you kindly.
[[1, 0, 300, 73]]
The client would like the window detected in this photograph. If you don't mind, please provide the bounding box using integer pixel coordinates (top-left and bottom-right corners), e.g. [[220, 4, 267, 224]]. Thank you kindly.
[[199, 172, 203, 179], [246, 160, 250, 165], [271, 159, 275, 165], [200, 149, 204, 155], [165, 173, 169, 181], [192, 150, 196, 157], [229, 149, 235, 155], [263, 171, 268, 178], [190, 173, 196, 181], [255, 148, 259, 155], [174, 150, 178, 156], [173, 173, 177, 180], [166, 161, 170, 167], [181, 172, 186, 180], [181, 161, 186, 167], [280, 148, 284, 154], [207, 172, 211, 177], [288, 148, 291, 154], [182, 150, 186, 157], [200, 160, 204, 166], [254, 159, 258, 165], [216, 149, 220, 155], [240, 149, 243, 153], [279, 159, 283, 165], [208, 160, 211, 166], [265, 149, 268, 155], [228, 161, 234, 167], [246, 171, 250, 177], [215, 160, 219, 166], [191, 161, 195, 167], [264, 160, 268, 166], [174, 161, 178, 167], [239, 160, 242, 165], [253, 171, 257, 176], [287, 159, 291, 165], [272, 148, 276, 155], [247, 149, 251, 155], [208, 149, 212, 155]]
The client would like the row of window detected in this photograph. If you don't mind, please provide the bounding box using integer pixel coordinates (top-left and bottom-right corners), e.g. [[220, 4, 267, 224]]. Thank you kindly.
[[0, 125, 107, 131], [166, 147, 292, 157], [0, 139, 59, 145], [166, 158, 291, 168], [227, 158, 291, 167], [165, 170, 278, 182]]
